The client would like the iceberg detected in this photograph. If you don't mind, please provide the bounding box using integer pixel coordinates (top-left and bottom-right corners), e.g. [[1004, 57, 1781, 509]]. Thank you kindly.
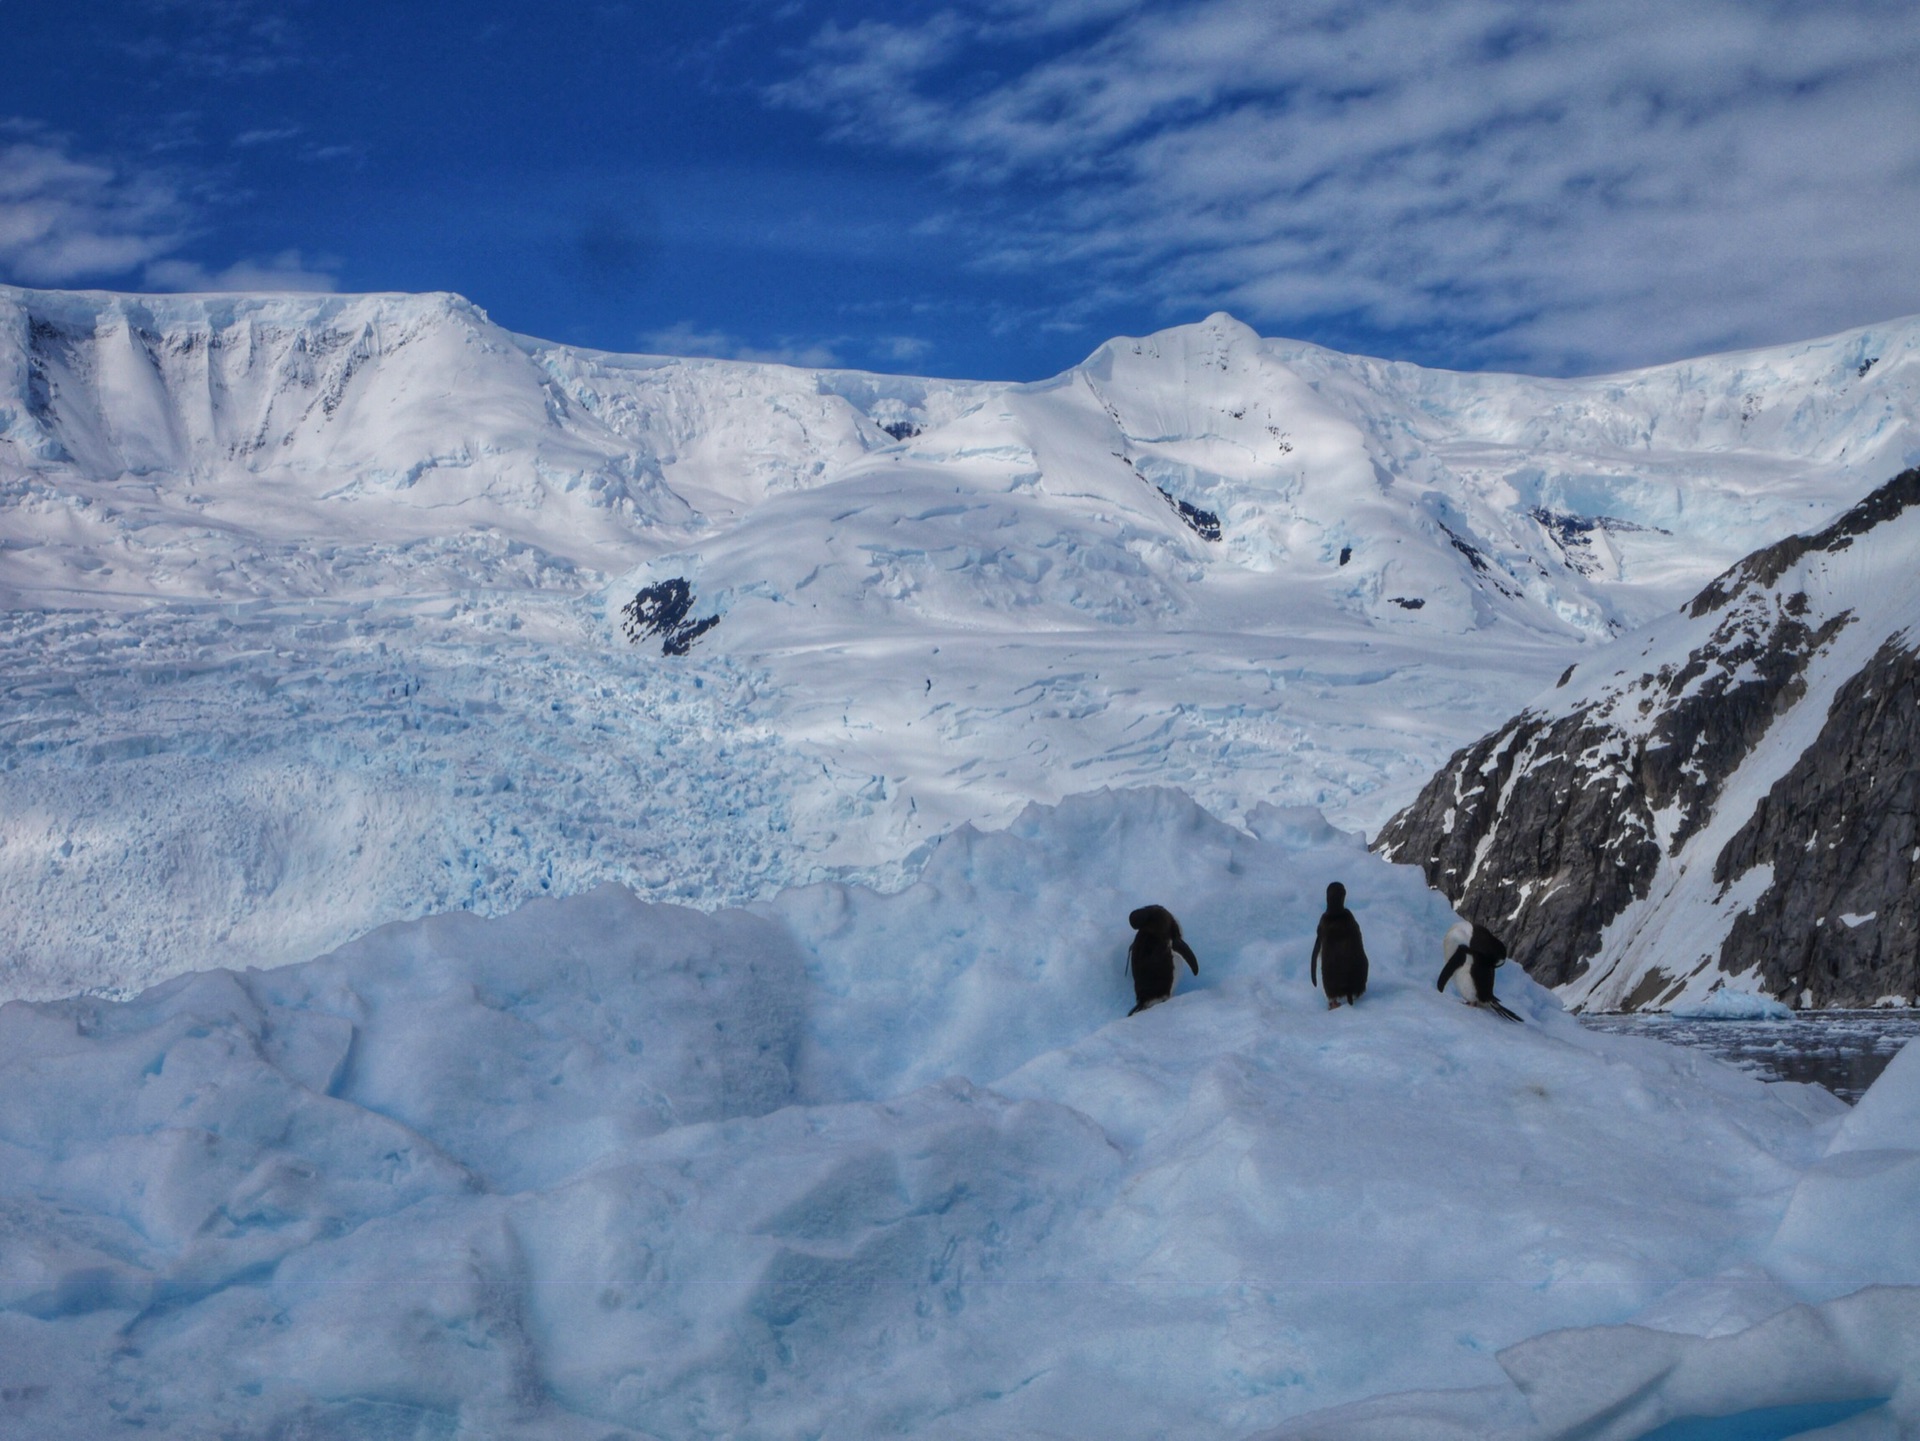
[[1672, 991, 1798, 1022], [4, 789, 1906, 1438]]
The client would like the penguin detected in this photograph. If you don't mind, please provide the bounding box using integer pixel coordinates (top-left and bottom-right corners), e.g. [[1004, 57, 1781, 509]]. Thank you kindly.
[[1438, 919, 1524, 1022], [1311, 882, 1368, 1007], [1127, 905, 1199, 1015]]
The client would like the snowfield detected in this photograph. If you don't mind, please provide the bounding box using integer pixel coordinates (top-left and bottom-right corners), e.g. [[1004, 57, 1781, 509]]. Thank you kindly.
[[3, 789, 1913, 1439], [5, 284, 1920, 999]]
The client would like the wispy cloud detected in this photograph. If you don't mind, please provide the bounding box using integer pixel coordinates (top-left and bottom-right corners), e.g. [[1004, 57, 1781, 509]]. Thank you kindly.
[[774, 0, 1920, 372], [118, 0, 304, 78], [640, 321, 933, 371], [641, 321, 844, 368], [144, 248, 339, 293], [0, 125, 338, 296], [232, 126, 302, 148], [0, 127, 186, 285]]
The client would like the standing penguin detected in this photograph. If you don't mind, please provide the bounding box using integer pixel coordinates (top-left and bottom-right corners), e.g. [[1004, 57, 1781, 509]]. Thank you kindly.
[[1127, 905, 1199, 1015], [1311, 882, 1369, 1007], [1437, 919, 1524, 1022]]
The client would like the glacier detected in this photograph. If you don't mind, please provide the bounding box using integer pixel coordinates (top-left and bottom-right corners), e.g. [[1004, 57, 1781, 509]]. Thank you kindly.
[[4, 788, 1914, 1439], [5, 285, 1920, 999]]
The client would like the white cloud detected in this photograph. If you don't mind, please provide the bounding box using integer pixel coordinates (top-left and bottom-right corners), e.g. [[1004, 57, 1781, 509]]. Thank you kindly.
[[0, 126, 339, 297], [232, 126, 302, 148], [144, 249, 339, 293], [639, 323, 933, 371], [775, 0, 1920, 372], [639, 321, 834, 369], [877, 333, 933, 364], [0, 130, 185, 285]]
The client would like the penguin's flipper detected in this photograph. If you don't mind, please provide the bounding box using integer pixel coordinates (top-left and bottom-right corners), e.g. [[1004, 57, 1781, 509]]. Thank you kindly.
[[1174, 937, 1199, 975], [1489, 998, 1525, 1023], [1437, 948, 1467, 993]]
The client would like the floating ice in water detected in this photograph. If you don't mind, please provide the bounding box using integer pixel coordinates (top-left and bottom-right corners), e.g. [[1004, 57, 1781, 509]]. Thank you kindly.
[[1671, 990, 1797, 1022]]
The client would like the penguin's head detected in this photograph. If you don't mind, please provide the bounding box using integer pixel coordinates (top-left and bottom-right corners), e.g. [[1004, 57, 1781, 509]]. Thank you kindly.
[[1326, 881, 1347, 911], [1128, 904, 1175, 936]]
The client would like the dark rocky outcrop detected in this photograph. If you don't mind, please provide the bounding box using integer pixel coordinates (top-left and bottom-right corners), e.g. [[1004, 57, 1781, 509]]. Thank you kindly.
[[1155, 486, 1222, 541], [1375, 469, 1920, 1006], [1375, 600, 1849, 988], [1373, 706, 1656, 989], [621, 579, 721, 656], [1687, 468, 1920, 618], [1529, 509, 1668, 579], [1712, 635, 1920, 1007]]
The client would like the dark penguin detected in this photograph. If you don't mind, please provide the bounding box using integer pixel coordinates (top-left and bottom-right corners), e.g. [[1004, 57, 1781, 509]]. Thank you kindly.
[[1437, 919, 1523, 1022], [1311, 882, 1368, 1007], [1127, 905, 1199, 1015]]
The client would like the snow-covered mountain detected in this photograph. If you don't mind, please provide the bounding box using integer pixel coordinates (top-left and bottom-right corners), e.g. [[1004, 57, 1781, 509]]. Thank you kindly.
[[4, 282, 1920, 999], [1376, 469, 1920, 1010], [12, 284, 1915, 622]]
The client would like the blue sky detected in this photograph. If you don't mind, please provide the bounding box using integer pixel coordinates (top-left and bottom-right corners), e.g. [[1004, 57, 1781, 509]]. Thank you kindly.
[[4, 1, 1918, 380]]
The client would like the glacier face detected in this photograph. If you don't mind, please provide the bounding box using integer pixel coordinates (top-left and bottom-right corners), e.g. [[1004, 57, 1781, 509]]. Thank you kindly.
[[3, 283, 1920, 998]]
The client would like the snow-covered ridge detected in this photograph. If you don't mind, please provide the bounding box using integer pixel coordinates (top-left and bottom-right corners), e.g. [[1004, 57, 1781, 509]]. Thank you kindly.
[[7, 283, 1917, 624], [6, 788, 1910, 1439], [1377, 469, 1920, 1010], [4, 283, 1920, 1000], [0, 285, 979, 603]]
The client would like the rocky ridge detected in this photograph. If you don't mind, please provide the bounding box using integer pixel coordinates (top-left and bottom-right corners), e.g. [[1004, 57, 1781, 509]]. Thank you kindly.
[[1375, 469, 1920, 1010]]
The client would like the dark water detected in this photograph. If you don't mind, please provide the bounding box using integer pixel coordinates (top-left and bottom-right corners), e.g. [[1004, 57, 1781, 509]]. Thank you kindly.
[[1633, 1396, 1888, 1441], [1578, 1011, 1920, 1104]]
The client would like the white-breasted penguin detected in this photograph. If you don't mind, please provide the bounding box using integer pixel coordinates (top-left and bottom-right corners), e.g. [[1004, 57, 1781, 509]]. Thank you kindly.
[[1438, 919, 1523, 1022]]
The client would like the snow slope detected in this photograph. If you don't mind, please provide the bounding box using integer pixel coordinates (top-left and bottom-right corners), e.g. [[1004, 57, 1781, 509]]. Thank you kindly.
[[6, 789, 1907, 1440], [5, 284, 1920, 999], [1378, 469, 1920, 1011]]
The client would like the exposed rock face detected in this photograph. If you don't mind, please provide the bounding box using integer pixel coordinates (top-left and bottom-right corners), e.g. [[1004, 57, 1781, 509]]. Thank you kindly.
[[1375, 469, 1920, 1010], [1714, 635, 1920, 1006]]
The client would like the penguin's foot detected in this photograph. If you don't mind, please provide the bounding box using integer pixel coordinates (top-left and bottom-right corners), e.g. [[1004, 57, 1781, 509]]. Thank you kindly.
[[1327, 998, 1340, 1010]]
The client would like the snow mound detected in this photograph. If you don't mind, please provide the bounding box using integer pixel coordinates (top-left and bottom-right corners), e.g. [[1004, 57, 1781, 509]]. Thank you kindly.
[[1671, 990, 1797, 1021], [0, 789, 1869, 1439], [1492, 1286, 1919, 1441], [1261, 1037, 1920, 1437], [1765, 1037, 1920, 1297]]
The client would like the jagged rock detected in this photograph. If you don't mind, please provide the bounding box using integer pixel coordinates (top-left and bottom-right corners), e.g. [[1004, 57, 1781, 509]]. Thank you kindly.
[[621, 579, 721, 656], [1154, 485, 1222, 541], [1687, 468, 1920, 617], [1713, 636, 1920, 1007], [1375, 469, 1920, 1009]]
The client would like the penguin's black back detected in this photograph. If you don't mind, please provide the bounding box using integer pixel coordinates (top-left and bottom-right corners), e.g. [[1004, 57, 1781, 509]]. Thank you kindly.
[[1316, 906, 1369, 1000], [1128, 905, 1185, 1012]]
